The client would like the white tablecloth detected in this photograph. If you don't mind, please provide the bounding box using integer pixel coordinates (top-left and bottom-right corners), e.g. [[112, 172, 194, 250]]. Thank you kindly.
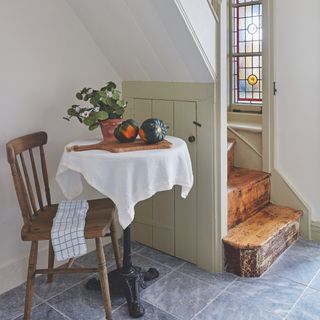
[[56, 136, 194, 229]]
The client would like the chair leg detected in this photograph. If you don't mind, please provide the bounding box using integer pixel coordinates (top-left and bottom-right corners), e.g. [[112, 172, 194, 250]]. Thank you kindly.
[[96, 238, 112, 320], [47, 240, 54, 283], [24, 241, 38, 320], [110, 219, 122, 270]]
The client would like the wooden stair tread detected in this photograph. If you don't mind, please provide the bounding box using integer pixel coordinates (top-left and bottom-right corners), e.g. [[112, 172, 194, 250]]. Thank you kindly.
[[223, 204, 303, 249], [228, 167, 270, 192]]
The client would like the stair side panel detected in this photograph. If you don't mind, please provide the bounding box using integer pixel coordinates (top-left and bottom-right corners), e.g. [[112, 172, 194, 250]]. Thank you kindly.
[[224, 219, 300, 277]]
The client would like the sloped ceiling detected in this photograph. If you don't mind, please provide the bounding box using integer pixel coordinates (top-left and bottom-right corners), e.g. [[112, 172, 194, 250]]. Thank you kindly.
[[66, 0, 214, 83]]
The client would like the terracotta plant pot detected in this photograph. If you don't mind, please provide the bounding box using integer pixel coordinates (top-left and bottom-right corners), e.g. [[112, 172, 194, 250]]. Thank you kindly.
[[99, 118, 123, 142]]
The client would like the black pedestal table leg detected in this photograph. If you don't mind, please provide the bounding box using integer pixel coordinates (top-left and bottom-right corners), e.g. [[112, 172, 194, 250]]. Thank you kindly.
[[121, 226, 146, 317], [122, 227, 134, 274], [85, 225, 160, 318]]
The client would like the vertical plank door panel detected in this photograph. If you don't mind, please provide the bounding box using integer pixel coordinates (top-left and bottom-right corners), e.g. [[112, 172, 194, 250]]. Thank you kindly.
[[131, 99, 153, 246], [152, 100, 175, 255], [174, 101, 197, 263], [124, 97, 134, 119], [133, 99, 152, 125]]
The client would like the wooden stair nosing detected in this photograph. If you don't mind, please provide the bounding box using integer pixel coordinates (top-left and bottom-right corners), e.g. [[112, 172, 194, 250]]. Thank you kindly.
[[223, 204, 303, 250], [228, 167, 270, 192]]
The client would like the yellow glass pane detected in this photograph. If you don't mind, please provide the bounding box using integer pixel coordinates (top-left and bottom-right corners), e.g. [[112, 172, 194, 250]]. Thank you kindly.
[[247, 74, 258, 86]]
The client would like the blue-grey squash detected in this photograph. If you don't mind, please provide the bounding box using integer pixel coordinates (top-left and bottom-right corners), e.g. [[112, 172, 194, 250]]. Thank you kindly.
[[139, 118, 168, 144]]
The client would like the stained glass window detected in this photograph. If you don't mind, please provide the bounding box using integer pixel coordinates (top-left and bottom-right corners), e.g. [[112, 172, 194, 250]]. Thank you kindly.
[[232, 0, 263, 105]]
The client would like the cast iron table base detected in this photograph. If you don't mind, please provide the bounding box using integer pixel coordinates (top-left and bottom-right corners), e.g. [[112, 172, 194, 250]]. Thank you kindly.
[[86, 226, 159, 318]]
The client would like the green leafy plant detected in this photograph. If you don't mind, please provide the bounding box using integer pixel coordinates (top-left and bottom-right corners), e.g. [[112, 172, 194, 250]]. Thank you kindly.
[[64, 81, 127, 131]]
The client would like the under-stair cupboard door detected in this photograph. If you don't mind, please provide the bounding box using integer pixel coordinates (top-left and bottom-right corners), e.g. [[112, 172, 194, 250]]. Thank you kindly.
[[174, 101, 197, 263], [130, 97, 197, 263], [152, 100, 175, 255], [131, 99, 153, 246], [122, 81, 219, 271]]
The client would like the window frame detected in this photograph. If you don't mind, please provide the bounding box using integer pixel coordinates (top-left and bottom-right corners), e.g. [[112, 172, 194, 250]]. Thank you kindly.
[[229, 0, 263, 114]]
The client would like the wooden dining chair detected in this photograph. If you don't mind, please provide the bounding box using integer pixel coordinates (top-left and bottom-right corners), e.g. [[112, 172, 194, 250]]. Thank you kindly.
[[6, 131, 122, 320]]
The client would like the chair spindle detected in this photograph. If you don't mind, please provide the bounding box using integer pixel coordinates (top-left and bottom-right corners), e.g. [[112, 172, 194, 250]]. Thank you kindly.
[[11, 160, 33, 224], [19, 153, 37, 215], [29, 148, 43, 210], [40, 145, 51, 206]]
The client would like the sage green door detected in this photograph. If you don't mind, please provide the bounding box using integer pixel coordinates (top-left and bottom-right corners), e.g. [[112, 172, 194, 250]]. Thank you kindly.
[[129, 98, 197, 263]]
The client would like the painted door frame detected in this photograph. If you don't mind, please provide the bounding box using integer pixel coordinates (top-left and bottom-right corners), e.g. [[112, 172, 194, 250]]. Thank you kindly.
[[214, 0, 228, 272]]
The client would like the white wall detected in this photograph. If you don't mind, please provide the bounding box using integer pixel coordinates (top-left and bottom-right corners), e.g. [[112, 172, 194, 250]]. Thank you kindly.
[[67, 0, 215, 82], [274, 0, 320, 221], [0, 0, 121, 294]]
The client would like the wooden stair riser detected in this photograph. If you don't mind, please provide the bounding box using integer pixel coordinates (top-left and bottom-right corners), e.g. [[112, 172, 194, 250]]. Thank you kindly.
[[224, 219, 299, 277], [228, 177, 270, 229]]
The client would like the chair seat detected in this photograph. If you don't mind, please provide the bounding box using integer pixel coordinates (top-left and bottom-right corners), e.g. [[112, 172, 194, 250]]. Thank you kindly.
[[21, 198, 115, 241]]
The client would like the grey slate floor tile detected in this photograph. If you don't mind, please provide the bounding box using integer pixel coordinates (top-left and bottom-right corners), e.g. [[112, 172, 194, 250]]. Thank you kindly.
[[178, 262, 237, 290], [287, 288, 320, 320], [130, 241, 146, 253], [100, 252, 172, 290], [2, 239, 320, 320], [0, 284, 42, 320], [141, 271, 222, 320], [226, 273, 305, 317], [266, 239, 320, 285], [14, 303, 68, 320], [309, 271, 320, 291], [291, 239, 320, 258], [76, 243, 119, 268], [76, 241, 146, 269], [112, 300, 178, 320], [296, 237, 320, 249], [138, 246, 185, 269], [47, 280, 125, 320], [129, 253, 172, 287], [194, 291, 283, 320], [34, 263, 90, 300]]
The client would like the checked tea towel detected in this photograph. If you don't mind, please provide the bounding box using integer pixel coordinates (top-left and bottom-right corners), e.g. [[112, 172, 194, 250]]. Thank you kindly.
[[51, 200, 89, 261]]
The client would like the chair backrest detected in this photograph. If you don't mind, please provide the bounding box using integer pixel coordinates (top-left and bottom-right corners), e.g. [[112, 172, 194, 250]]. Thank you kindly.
[[6, 131, 51, 227]]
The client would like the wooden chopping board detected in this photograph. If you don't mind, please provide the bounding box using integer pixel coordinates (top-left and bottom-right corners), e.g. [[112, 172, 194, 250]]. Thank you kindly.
[[67, 139, 172, 153]]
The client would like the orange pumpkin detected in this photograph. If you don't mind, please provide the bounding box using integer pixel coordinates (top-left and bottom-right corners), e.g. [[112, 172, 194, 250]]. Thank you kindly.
[[114, 119, 139, 143]]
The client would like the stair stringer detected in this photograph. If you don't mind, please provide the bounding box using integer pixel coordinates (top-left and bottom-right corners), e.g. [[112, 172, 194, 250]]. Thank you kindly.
[[270, 168, 311, 239], [174, 0, 218, 81]]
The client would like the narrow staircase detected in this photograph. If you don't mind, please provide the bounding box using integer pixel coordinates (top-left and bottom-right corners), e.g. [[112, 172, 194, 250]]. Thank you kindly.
[[223, 139, 303, 277]]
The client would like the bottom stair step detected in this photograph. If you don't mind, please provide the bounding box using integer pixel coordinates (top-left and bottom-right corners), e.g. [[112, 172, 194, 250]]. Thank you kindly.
[[223, 204, 303, 277]]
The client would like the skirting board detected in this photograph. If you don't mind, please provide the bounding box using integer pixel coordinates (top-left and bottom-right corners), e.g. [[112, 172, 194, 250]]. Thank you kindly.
[[311, 222, 320, 241]]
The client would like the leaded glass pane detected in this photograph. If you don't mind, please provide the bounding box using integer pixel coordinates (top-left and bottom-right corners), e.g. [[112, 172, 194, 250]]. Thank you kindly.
[[232, 0, 263, 104]]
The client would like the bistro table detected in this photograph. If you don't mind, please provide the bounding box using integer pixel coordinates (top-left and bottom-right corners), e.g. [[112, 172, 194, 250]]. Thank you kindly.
[[56, 135, 193, 318]]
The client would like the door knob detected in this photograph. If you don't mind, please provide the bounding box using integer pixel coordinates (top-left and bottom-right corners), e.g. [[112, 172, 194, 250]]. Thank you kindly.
[[188, 136, 196, 143]]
